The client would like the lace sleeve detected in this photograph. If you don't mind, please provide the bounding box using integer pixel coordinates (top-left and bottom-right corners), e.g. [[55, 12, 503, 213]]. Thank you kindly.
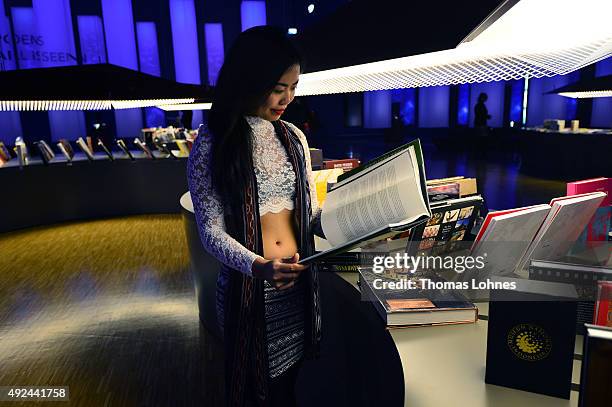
[[284, 122, 325, 237], [187, 126, 261, 275]]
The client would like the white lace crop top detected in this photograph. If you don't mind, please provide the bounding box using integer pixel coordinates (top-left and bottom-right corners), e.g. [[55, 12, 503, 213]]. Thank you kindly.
[[187, 117, 320, 276], [247, 116, 297, 214]]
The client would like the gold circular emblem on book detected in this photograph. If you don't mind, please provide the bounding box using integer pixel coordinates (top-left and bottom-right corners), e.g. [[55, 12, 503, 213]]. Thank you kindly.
[[506, 323, 552, 362]]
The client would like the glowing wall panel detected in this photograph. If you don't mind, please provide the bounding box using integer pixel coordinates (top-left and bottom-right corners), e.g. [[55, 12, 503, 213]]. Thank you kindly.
[[418, 86, 449, 128], [204, 23, 224, 85], [527, 71, 580, 127], [77, 16, 107, 65], [241, 1, 266, 31], [364, 91, 391, 128], [136, 22, 164, 128], [101, 0, 142, 138]]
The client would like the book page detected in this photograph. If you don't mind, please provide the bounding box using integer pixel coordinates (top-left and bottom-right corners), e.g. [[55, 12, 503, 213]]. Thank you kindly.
[[321, 146, 429, 247], [515, 193, 606, 272]]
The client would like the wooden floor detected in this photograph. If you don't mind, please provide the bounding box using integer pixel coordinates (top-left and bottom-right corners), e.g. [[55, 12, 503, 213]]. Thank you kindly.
[[0, 215, 224, 406]]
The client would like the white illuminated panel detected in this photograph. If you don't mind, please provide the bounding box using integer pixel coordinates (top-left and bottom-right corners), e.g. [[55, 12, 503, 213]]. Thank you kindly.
[[559, 90, 612, 98], [112, 98, 195, 109], [0, 98, 195, 111], [156, 102, 212, 111], [0, 100, 112, 111], [296, 0, 612, 96]]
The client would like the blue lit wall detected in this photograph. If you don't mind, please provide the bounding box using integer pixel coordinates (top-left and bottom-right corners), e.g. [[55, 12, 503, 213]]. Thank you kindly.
[[204, 23, 224, 85], [241, 1, 267, 31], [0, 3, 22, 143], [136, 22, 164, 128], [391, 88, 416, 126], [101, 0, 142, 138], [469, 81, 504, 128], [0, 2, 17, 70], [591, 57, 612, 128], [526, 71, 580, 127], [33, 0, 86, 142], [456, 84, 470, 126], [509, 79, 524, 124], [11, 8, 39, 70], [101, 0, 138, 70], [418, 86, 449, 128], [77, 16, 107, 64], [169, 0, 200, 84], [169, 0, 203, 128], [363, 91, 391, 128]]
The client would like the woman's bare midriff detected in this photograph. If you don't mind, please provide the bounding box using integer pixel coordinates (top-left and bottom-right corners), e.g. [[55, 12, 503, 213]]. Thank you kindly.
[[260, 209, 299, 260]]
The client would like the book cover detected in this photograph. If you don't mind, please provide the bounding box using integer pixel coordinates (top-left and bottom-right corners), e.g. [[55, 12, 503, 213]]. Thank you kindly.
[[516, 192, 607, 272], [134, 138, 155, 159], [97, 139, 114, 161], [407, 196, 483, 257], [359, 268, 477, 327], [0, 141, 11, 163], [594, 281, 612, 327], [427, 182, 460, 202], [324, 158, 359, 172], [486, 286, 577, 399], [578, 324, 612, 407], [58, 139, 74, 159], [116, 139, 135, 160]]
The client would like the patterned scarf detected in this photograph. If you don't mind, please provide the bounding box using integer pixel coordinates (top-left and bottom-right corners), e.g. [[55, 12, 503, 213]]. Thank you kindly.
[[222, 120, 321, 407]]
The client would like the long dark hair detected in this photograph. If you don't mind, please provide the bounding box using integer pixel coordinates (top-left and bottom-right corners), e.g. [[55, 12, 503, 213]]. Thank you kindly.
[[209, 26, 302, 204]]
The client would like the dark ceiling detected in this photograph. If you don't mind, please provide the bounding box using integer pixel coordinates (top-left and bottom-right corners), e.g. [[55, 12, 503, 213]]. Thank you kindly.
[[295, 0, 507, 72]]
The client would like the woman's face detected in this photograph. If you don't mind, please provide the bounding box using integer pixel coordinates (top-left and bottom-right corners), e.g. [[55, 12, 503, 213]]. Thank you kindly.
[[254, 64, 300, 121]]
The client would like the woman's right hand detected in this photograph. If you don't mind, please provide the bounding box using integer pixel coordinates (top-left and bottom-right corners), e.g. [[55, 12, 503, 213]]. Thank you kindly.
[[251, 253, 308, 290]]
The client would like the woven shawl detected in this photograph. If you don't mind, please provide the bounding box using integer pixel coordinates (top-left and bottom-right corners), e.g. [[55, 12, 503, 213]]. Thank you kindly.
[[222, 120, 321, 407]]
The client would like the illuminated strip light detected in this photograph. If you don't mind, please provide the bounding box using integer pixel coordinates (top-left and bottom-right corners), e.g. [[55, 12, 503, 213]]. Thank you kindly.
[[0, 100, 112, 111], [296, 42, 612, 96], [156, 103, 212, 111], [295, 0, 612, 95], [112, 98, 195, 109], [558, 90, 612, 98], [0, 99, 195, 111]]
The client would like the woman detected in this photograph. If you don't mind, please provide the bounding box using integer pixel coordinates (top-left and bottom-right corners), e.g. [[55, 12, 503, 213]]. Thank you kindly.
[[187, 26, 321, 407]]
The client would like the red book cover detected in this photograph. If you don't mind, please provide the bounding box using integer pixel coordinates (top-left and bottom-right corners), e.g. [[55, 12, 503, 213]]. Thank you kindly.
[[594, 281, 612, 327], [567, 177, 611, 207], [324, 158, 359, 172]]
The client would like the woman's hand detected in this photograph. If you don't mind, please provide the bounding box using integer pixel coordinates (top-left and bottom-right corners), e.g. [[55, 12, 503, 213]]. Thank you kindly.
[[252, 253, 308, 290]]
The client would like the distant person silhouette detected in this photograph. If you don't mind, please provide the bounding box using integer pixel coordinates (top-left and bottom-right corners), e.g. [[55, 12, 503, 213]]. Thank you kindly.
[[474, 92, 491, 128]]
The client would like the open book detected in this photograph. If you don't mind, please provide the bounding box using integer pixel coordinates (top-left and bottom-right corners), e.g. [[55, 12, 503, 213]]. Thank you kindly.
[[470, 192, 606, 276], [300, 139, 431, 264]]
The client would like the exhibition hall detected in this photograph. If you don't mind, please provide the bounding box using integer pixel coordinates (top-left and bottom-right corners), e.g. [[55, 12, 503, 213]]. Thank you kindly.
[[0, 0, 610, 406]]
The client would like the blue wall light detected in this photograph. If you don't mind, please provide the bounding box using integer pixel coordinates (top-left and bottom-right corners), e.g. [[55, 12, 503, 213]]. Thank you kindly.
[[241, 1, 266, 31], [204, 23, 224, 86]]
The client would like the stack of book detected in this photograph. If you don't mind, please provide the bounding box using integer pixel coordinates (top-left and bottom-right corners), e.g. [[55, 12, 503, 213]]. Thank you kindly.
[[358, 267, 478, 327]]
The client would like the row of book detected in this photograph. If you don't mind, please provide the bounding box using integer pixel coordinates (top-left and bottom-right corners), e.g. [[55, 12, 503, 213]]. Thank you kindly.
[[0, 135, 192, 168], [359, 178, 611, 329]]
